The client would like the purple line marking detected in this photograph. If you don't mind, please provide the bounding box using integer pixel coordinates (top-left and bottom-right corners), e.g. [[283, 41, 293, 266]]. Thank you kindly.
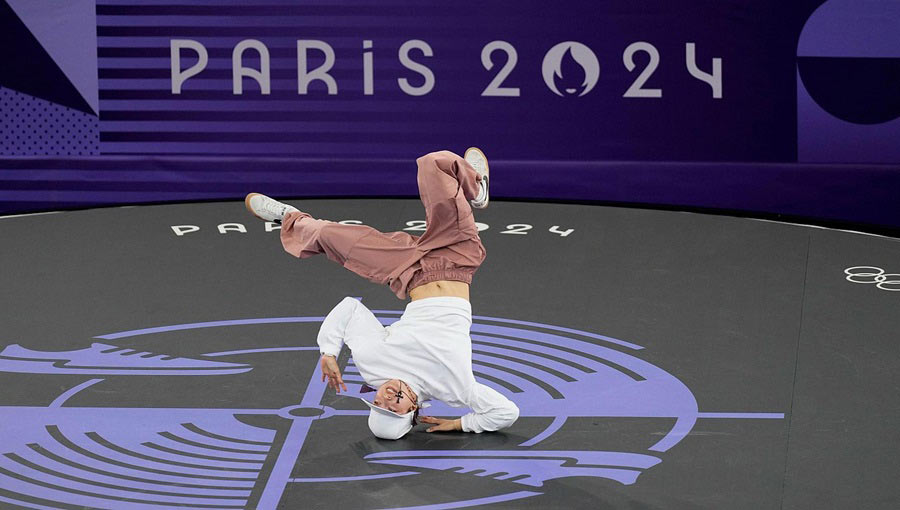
[[255, 419, 314, 510], [289, 471, 419, 483], [16, 445, 253, 498], [114, 441, 264, 470], [373, 310, 643, 349], [473, 352, 570, 384], [366, 451, 659, 487], [473, 343, 586, 380], [175, 427, 270, 454], [698, 412, 785, 419], [16, 433, 252, 487], [366, 450, 659, 465], [152, 435, 268, 462], [256, 356, 332, 508], [649, 414, 696, 453], [0, 474, 176, 510], [374, 490, 542, 510], [470, 363, 542, 394], [518, 416, 566, 447], [0, 454, 249, 505], [0, 366, 252, 376], [328, 410, 370, 416], [1, 342, 250, 373], [95, 317, 325, 339], [0, 495, 58, 510], [3, 406, 281, 415], [300, 360, 327, 409], [203, 346, 319, 357], [49, 379, 104, 408]]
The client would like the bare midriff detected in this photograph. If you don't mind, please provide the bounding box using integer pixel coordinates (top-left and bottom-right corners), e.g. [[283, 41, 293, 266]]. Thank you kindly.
[[409, 280, 470, 302]]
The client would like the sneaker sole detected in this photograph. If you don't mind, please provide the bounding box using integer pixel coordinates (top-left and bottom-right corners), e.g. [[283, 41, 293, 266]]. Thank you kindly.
[[244, 192, 268, 221], [464, 147, 489, 208], [464, 147, 489, 179]]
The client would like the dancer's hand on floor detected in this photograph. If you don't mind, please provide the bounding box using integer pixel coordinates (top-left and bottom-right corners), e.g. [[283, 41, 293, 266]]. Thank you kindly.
[[419, 416, 462, 433], [320, 355, 347, 393]]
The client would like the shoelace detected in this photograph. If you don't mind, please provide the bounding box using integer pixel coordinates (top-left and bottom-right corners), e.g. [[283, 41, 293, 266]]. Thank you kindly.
[[262, 201, 285, 217]]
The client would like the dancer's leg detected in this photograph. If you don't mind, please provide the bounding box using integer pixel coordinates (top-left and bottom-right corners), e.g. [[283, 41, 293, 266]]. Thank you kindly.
[[280, 212, 417, 286], [404, 151, 487, 293], [271, 149, 486, 298], [414, 150, 483, 249]]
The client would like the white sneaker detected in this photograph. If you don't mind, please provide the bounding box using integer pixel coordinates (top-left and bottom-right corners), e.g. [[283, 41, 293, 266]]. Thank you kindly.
[[464, 147, 489, 209], [245, 193, 300, 223]]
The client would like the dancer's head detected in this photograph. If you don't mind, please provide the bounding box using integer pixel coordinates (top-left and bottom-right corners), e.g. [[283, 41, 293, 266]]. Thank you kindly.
[[374, 379, 417, 414], [360, 379, 418, 440]]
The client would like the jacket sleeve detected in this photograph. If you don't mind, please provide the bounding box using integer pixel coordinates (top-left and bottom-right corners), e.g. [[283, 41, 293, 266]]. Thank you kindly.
[[317, 297, 373, 357], [460, 383, 520, 433]]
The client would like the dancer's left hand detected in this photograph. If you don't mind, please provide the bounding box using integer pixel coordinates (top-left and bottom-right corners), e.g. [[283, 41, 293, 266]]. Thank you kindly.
[[419, 416, 462, 432]]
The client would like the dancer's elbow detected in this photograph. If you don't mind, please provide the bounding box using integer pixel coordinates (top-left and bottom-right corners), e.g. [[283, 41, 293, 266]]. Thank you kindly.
[[499, 402, 520, 429]]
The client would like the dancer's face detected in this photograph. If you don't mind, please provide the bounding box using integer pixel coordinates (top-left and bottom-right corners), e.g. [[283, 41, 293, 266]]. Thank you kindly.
[[374, 379, 417, 414]]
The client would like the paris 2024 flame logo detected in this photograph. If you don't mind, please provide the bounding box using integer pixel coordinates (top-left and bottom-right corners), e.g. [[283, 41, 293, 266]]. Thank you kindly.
[[542, 41, 601, 97]]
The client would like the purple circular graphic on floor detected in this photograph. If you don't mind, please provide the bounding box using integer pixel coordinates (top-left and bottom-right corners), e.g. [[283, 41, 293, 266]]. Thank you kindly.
[[0, 311, 782, 509]]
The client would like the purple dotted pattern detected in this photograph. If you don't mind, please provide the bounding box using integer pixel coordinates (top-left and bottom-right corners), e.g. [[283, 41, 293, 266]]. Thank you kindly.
[[0, 87, 99, 156]]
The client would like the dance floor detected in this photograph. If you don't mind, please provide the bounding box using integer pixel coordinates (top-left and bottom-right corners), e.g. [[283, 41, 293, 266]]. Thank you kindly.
[[1, 199, 897, 509]]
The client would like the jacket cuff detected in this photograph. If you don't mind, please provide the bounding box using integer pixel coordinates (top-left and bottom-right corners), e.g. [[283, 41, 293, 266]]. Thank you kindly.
[[460, 413, 475, 433]]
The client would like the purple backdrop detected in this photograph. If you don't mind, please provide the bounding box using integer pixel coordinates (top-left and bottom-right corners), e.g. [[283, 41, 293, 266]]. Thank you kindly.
[[1, 0, 898, 231]]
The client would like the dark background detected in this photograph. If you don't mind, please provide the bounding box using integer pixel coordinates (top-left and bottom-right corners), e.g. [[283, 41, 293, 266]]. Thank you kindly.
[[2, 0, 900, 231]]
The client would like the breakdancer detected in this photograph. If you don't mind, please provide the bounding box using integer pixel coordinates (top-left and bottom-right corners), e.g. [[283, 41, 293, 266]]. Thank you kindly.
[[245, 149, 519, 440]]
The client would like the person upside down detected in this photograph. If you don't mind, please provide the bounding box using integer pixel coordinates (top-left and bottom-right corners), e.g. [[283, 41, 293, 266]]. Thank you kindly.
[[245, 148, 519, 440]]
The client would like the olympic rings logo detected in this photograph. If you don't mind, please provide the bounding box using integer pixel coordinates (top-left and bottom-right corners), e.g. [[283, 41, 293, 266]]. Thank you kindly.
[[844, 266, 900, 292]]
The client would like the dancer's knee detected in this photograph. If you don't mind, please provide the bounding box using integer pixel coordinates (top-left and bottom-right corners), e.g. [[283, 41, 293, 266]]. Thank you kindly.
[[315, 221, 342, 244], [416, 150, 456, 172]]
